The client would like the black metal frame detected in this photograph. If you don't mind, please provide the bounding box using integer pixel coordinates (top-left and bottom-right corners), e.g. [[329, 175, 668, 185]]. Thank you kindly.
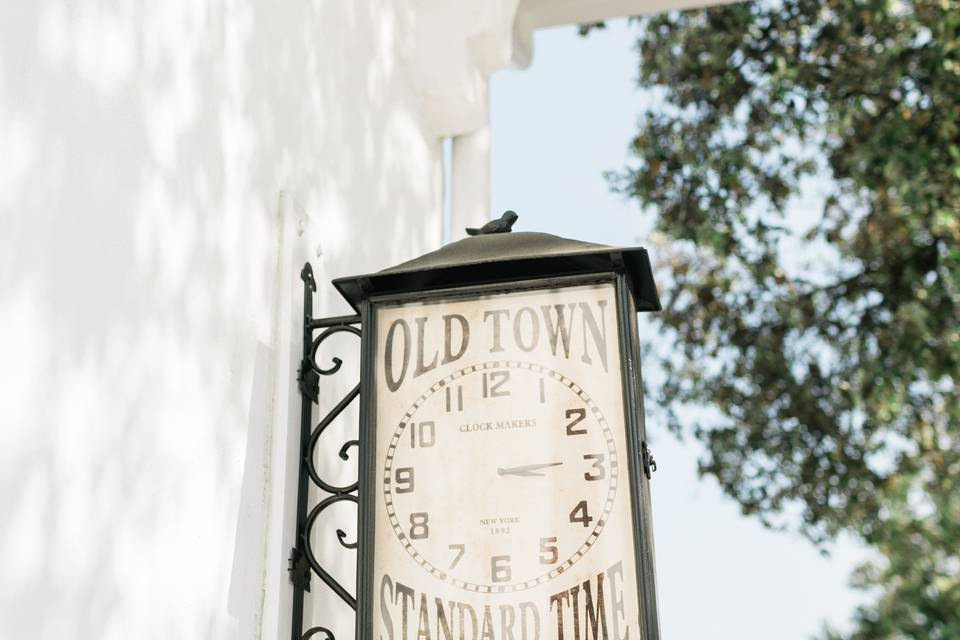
[[353, 272, 660, 640], [290, 256, 660, 640], [616, 273, 661, 639], [289, 263, 363, 640]]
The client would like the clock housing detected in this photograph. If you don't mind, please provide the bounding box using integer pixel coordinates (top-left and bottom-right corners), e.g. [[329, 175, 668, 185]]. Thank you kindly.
[[334, 231, 661, 640]]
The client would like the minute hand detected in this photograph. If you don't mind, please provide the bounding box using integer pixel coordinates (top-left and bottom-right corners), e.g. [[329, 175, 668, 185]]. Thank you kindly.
[[497, 462, 563, 477]]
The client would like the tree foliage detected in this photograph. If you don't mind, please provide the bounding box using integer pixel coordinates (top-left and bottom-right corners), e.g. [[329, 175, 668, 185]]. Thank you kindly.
[[615, 1, 960, 635]]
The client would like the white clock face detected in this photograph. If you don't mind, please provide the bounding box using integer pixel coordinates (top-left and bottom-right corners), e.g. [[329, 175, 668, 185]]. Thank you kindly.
[[383, 360, 619, 592], [371, 282, 645, 640]]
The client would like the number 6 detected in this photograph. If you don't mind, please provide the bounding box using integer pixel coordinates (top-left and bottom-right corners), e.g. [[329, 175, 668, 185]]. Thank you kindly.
[[491, 555, 512, 582]]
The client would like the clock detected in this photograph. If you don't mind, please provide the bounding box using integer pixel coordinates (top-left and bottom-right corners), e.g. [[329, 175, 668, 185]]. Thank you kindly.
[[382, 359, 619, 592], [332, 230, 662, 640]]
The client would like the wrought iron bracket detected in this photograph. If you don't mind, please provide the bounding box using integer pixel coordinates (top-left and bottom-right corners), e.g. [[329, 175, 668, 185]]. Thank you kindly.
[[289, 262, 362, 640]]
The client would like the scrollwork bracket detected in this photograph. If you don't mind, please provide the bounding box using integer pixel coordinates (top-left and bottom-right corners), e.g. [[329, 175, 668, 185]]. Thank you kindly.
[[289, 262, 361, 640]]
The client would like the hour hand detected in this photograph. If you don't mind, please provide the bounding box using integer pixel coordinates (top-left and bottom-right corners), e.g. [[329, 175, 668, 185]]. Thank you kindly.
[[497, 462, 563, 477]]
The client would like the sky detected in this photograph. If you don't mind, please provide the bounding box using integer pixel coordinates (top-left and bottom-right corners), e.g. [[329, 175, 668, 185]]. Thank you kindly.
[[489, 19, 871, 640]]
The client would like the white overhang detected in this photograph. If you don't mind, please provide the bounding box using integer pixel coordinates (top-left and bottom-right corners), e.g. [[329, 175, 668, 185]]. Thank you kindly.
[[407, 0, 736, 138]]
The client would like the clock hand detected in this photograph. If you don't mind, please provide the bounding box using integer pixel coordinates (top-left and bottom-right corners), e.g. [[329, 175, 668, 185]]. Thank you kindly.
[[498, 468, 543, 477], [497, 462, 563, 477]]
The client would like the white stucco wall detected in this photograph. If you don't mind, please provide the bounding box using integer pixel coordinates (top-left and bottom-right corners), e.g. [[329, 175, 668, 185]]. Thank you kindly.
[[0, 1, 724, 639], [0, 2, 447, 637]]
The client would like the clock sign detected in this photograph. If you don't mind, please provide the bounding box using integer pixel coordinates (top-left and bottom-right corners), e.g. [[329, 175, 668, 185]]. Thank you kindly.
[[333, 227, 662, 640]]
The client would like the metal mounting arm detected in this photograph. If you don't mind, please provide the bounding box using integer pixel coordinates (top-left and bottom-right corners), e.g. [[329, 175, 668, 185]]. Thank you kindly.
[[289, 262, 361, 640]]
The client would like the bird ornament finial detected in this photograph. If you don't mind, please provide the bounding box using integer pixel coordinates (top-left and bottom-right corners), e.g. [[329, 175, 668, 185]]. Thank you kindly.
[[465, 210, 518, 236]]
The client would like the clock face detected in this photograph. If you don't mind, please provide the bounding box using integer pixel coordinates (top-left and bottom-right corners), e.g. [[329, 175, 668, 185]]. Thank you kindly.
[[369, 281, 645, 640], [382, 360, 619, 592]]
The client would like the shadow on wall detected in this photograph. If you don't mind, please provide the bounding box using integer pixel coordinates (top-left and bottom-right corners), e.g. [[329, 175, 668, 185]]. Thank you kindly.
[[0, 0, 444, 638]]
